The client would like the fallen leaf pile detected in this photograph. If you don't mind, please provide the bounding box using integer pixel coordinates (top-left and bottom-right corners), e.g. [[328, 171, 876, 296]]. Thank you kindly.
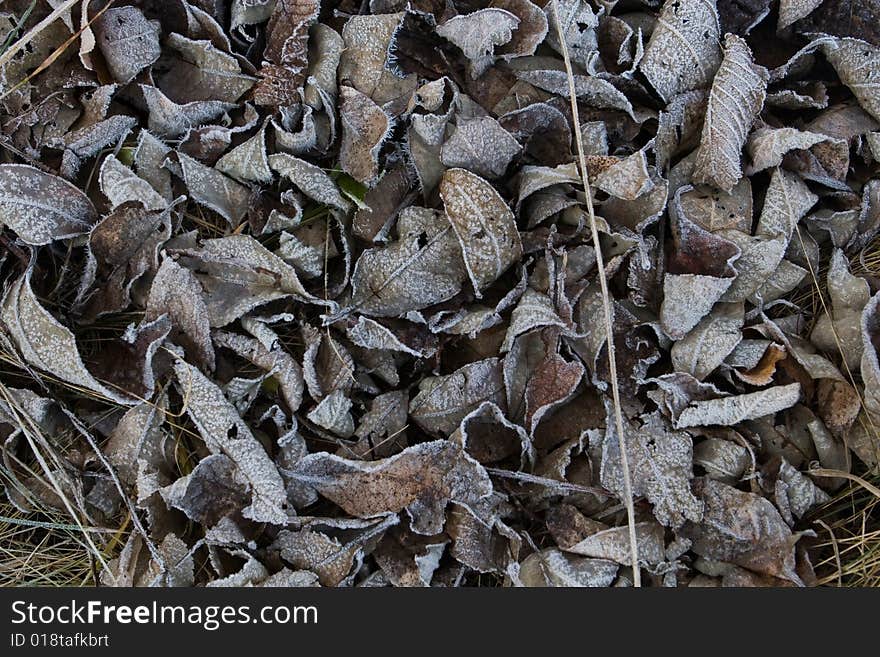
[[0, 0, 878, 588]]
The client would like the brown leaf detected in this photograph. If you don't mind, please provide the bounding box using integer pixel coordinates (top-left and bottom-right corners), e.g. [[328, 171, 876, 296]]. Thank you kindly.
[[287, 441, 493, 534]]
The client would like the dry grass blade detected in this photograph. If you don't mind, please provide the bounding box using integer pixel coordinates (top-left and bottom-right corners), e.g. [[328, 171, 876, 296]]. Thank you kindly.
[[0, 0, 79, 70], [549, 0, 640, 586]]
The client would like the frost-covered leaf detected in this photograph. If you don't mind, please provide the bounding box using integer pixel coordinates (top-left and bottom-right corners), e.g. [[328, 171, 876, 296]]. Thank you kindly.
[[95, 6, 161, 84], [441, 117, 521, 180], [307, 390, 355, 438], [515, 69, 636, 119], [676, 383, 802, 428], [99, 156, 167, 211], [213, 326, 304, 413], [162, 33, 256, 103], [339, 86, 391, 186], [747, 127, 838, 173], [517, 549, 618, 587], [146, 257, 215, 372], [755, 167, 817, 238], [141, 85, 235, 138], [269, 153, 350, 211], [639, 0, 722, 102], [822, 37, 880, 122], [779, 0, 824, 30], [176, 235, 323, 326], [410, 358, 505, 436], [176, 152, 251, 225], [347, 207, 467, 317], [671, 303, 744, 381], [215, 125, 273, 184], [543, 0, 599, 69], [173, 360, 287, 524], [287, 441, 493, 534], [693, 35, 769, 192], [0, 165, 98, 245], [440, 168, 523, 296], [601, 412, 703, 529], [436, 9, 519, 76], [593, 149, 654, 201], [810, 249, 871, 371], [564, 521, 666, 566], [681, 478, 808, 584], [0, 267, 132, 405]]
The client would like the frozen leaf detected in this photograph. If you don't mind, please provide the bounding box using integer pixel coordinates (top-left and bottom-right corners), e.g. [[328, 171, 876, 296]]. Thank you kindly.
[[274, 528, 359, 586], [639, 0, 722, 102], [141, 85, 235, 138], [755, 167, 817, 238], [410, 358, 505, 436], [718, 230, 788, 303], [734, 343, 788, 385], [58, 116, 138, 179], [779, 0, 824, 30], [775, 460, 830, 524], [822, 37, 880, 122], [173, 360, 287, 524], [213, 327, 304, 413], [515, 69, 636, 119], [354, 390, 408, 458], [215, 125, 273, 184], [436, 9, 519, 77], [339, 86, 391, 187], [177, 235, 323, 326], [602, 412, 703, 529], [288, 441, 493, 534], [176, 152, 251, 225], [440, 168, 523, 296], [162, 33, 256, 103], [676, 383, 802, 429], [441, 116, 521, 180], [693, 35, 769, 192], [346, 316, 436, 358], [747, 127, 837, 173], [270, 153, 351, 212], [543, 0, 599, 69], [95, 6, 161, 84], [347, 207, 467, 317], [493, 0, 548, 60], [671, 303, 744, 381], [810, 249, 871, 371], [146, 257, 214, 372], [265, 0, 319, 66], [0, 165, 98, 245], [0, 267, 132, 405], [660, 207, 741, 339], [501, 289, 568, 353], [307, 390, 355, 438], [693, 437, 751, 483], [99, 156, 167, 211], [135, 131, 173, 202], [161, 454, 249, 526], [517, 549, 618, 587], [277, 230, 322, 278], [593, 149, 654, 201], [564, 521, 666, 566], [338, 13, 404, 99], [681, 478, 808, 584]]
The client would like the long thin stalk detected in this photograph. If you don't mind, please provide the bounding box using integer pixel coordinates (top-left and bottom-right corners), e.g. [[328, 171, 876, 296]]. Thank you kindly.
[[549, 0, 641, 586]]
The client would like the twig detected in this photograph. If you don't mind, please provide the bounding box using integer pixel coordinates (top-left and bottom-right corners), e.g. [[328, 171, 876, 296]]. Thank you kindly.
[[549, 0, 641, 585]]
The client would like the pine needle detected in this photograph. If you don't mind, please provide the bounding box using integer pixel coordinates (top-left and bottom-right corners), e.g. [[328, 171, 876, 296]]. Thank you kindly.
[[549, 0, 641, 586]]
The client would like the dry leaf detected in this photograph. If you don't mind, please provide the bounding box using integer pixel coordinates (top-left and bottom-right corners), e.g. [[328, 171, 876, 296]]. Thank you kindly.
[[693, 35, 769, 192], [440, 168, 523, 296], [287, 441, 493, 534]]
